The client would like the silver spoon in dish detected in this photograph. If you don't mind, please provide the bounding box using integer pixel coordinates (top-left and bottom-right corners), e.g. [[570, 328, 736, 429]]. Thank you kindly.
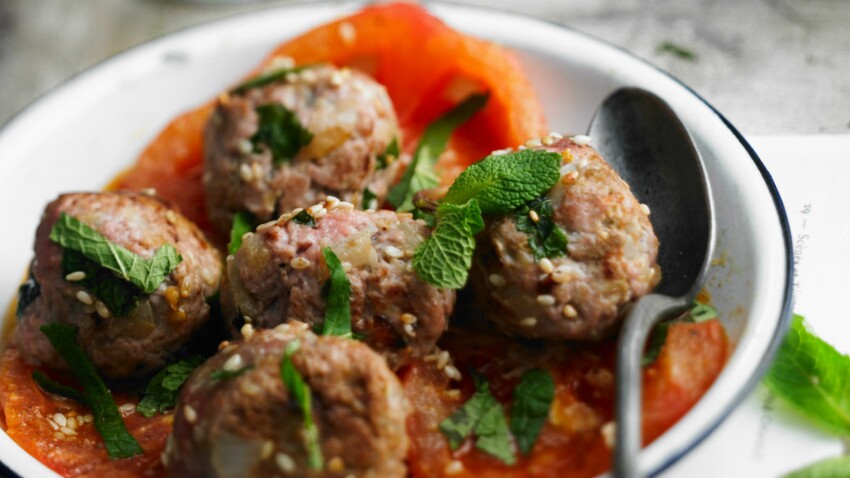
[[587, 87, 715, 478]]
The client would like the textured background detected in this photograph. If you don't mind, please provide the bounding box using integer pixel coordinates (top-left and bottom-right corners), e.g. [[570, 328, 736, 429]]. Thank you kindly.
[[0, 0, 848, 134]]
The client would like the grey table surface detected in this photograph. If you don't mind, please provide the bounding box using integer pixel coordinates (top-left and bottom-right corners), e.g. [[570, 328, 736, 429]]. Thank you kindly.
[[1, 0, 849, 135]]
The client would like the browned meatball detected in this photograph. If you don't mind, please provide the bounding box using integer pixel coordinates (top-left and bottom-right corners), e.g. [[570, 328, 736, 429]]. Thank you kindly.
[[14, 192, 222, 380], [165, 322, 409, 478], [204, 64, 403, 234], [222, 201, 454, 368], [472, 136, 660, 340]]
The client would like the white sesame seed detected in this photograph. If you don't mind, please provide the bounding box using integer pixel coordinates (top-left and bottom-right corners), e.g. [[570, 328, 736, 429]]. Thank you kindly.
[[252, 162, 263, 180], [529, 209, 540, 223], [339, 21, 356, 44], [342, 262, 352, 272], [261, 440, 275, 459], [537, 294, 556, 306], [66, 417, 77, 430], [76, 290, 93, 305], [401, 313, 418, 325], [119, 403, 136, 413], [520, 317, 538, 327], [563, 304, 578, 318], [573, 134, 592, 145], [83, 414, 93, 423], [491, 148, 511, 156], [276, 452, 296, 472], [267, 55, 295, 70], [552, 270, 570, 284], [403, 323, 417, 337], [539, 258, 554, 274], [61, 426, 77, 436], [601, 421, 616, 448], [541, 135, 556, 146], [183, 405, 198, 424], [488, 273, 507, 287], [140, 188, 157, 196], [53, 413, 67, 427], [518, 145, 527, 150], [285, 72, 298, 83], [549, 132, 564, 139], [436, 351, 450, 370], [95, 301, 111, 319], [640, 203, 651, 216], [239, 163, 253, 182], [236, 138, 253, 155], [444, 389, 462, 400], [241, 323, 255, 340], [330, 71, 344, 87], [300, 69, 317, 84], [444, 365, 462, 381], [385, 245, 404, 259], [525, 138, 542, 148], [223, 353, 243, 372], [445, 460, 465, 475], [325, 196, 340, 209], [239, 380, 262, 396], [46, 418, 59, 430], [65, 271, 86, 282], [291, 256, 312, 270], [312, 207, 328, 220], [336, 201, 354, 211], [163, 210, 177, 224]]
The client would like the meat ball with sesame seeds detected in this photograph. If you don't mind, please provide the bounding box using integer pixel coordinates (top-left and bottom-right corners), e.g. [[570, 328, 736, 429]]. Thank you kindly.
[[165, 322, 409, 478], [14, 191, 222, 380], [471, 135, 660, 340], [204, 63, 404, 234], [221, 202, 454, 368]]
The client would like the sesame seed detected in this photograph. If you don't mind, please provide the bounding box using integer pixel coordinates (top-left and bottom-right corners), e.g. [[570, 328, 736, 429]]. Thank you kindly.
[[83, 414, 93, 423], [46, 418, 59, 430], [563, 304, 578, 318], [539, 258, 554, 274], [140, 188, 157, 196], [537, 294, 556, 306], [520, 317, 538, 327], [65, 271, 86, 282], [403, 323, 417, 337], [342, 262, 352, 272], [562, 171, 580, 184], [240, 380, 262, 396], [401, 313, 418, 325], [276, 453, 296, 473], [549, 132, 564, 139], [573, 134, 592, 145], [330, 71, 344, 87], [218, 91, 231, 106], [445, 460, 465, 475], [76, 290, 93, 305], [541, 135, 556, 146], [180, 278, 193, 298], [95, 301, 111, 319], [54, 432, 65, 440], [66, 417, 77, 430], [640, 203, 651, 216], [525, 138, 542, 148], [325, 196, 340, 209], [529, 209, 540, 223], [236, 138, 253, 155], [437, 351, 450, 370], [518, 145, 527, 150], [300, 69, 317, 84], [552, 270, 570, 284], [223, 353, 243, 372], [336, 201, 354, 211], [267, 56, 295, 70], [601, 421, 616, 448], [327, 456, 345, 473], [491, 148, 512, 156], [444, 365, 462, 381], [201, 267, 218, 286], [261, 440, 275, 459], [61, 426, 77, 436], [239, 163, 253, 182], [291, 256, 311, 270], [53, 413, 67, 427], [241, 323, 255, 340], [488, 273, 507, 287], [183, 405, 198, 424], [119, 403, 136, 414], [385, 245, 404, 259], [277, 213, 292, 225], [252, 162, 263, 180], [285, 72, 298, 83], [444, 389, 462, 400], [312, 207, 328, 220], [339, 21, 356, 45]]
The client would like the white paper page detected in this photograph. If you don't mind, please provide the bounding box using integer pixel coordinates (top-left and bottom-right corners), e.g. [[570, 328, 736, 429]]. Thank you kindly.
[[662, 135, 850, 477]]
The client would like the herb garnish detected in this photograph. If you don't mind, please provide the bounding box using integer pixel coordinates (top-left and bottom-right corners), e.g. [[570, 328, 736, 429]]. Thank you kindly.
[[230, 64, 313, 94], [280, 339, 323, 470], [228, 211, 256, 255], [250, 103, 313, 166], [514, 196, 568, 260], [411, 149, 561, 289], [292, 210, 318, 228], [210, 365, 255, 382], [510, 369, 555, 455], [785, 456, 850, 478], [363, 188, 379, 210], [32, 371, 88, 404], [439, 372, 515, 465], [388, 93, 489, 212], [38, 324, 143, 459], [656, 42, 697, 61], [376, 137, 400, 170], [15, 276, 40, 317], [320, 247, 352, 338], [61, 249, 140, 317], [136, 356, 204, 417], [642, 302, 718, 367]]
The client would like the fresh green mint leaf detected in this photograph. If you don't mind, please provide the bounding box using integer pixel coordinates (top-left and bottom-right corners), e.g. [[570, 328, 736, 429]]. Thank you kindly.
[[656, 41, 697, 61], [292, 210, 318, 228], [475, 399, 516, 465], [388, 93, 489, 212], [684, 302, 717, 323], [510, 369, 555, 455], [228, 210, 256, 255], [363, 188, 379, 210], [251, 103, 313, 166], [32, 370, 88, 405], [280, 339, 323, 470], [412, 200, 484, 289], [39, 324, 143, 459], [514, 196, 568, 260], [764, 314, 850, 436], [210, 365, 255, 382], [642, 322, 670, 367], [784, 455, 850, 478], [61, 249, 141, 317], [50, 212, 182, 294], [442, 149, 561, 214], [231, 64, 313, 94], [321, 247, 352, 338], [137, 356, 204, 417], [15, 276, 40, 317], [376, 137, 400, 170]]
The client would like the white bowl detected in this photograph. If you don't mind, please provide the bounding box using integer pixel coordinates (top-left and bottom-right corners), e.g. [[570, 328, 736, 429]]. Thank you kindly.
[[0, 2, 792, 476]]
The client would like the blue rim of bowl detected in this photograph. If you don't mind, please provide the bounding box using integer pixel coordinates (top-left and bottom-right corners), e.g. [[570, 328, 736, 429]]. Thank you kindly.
[[0, 2, 794, 477]]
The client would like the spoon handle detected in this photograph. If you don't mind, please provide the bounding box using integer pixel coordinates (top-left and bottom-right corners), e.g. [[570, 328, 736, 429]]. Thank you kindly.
[[614, 293, 692, 477]]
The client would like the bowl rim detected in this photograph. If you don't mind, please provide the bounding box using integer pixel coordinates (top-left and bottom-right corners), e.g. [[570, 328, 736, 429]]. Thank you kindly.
[[0, 2, 794, 477]]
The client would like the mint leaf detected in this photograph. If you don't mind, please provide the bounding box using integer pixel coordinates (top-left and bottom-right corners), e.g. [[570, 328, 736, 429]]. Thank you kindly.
[[50, 212, 182, 294], [210, 365, 255, 382], [251, 103, 313, 166], [642, 322, 670, 368], [231, 65, 313, 94], [475, 400, 516, 465], [40, 324, 143, 459], [16, 276, 40, 317], [442, 149, 561, 214], [514, 196, 568, 260], [764, 314, 850, 436], [363, 188, 379, 210], [684, 303, 717, 323], [412, 200, 484, 289], [510, 369, 555, 455], [280, 339, 323, 470], [656, 42, 697, 61], [388, 93, 488, 212], [784, 455, 850, 478], [136, 356, 204, 417], [32, 370, 88, 404], [228, 210, 256, 255], [61, 249, 141, 317], [292, 210, 317, 227], [321, 248, 352, 338], [376, 137, 400, 170]]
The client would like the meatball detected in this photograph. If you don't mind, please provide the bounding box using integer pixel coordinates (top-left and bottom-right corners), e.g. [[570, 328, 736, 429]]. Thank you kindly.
[[221, 201, 454, 368], [14, 192, 222, 380], [472, 136, 660, 340], [204, 64, 403, 234], [165, 322, 409, 478]]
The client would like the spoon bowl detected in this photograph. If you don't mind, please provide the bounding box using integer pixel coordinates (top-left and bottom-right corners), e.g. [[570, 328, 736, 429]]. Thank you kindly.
[[588, 87, 715, 477]]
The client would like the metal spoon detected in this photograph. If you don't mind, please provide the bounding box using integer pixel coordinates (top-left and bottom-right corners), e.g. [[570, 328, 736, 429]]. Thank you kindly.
[[587, 87, 715, 478]]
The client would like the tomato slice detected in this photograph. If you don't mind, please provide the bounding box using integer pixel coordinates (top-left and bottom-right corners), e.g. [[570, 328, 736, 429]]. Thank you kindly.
[[113, 2, 548, 230]]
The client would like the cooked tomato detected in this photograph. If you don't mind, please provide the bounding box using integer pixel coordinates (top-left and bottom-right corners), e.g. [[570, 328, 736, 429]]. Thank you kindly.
[[113, 2, 548, 233]]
